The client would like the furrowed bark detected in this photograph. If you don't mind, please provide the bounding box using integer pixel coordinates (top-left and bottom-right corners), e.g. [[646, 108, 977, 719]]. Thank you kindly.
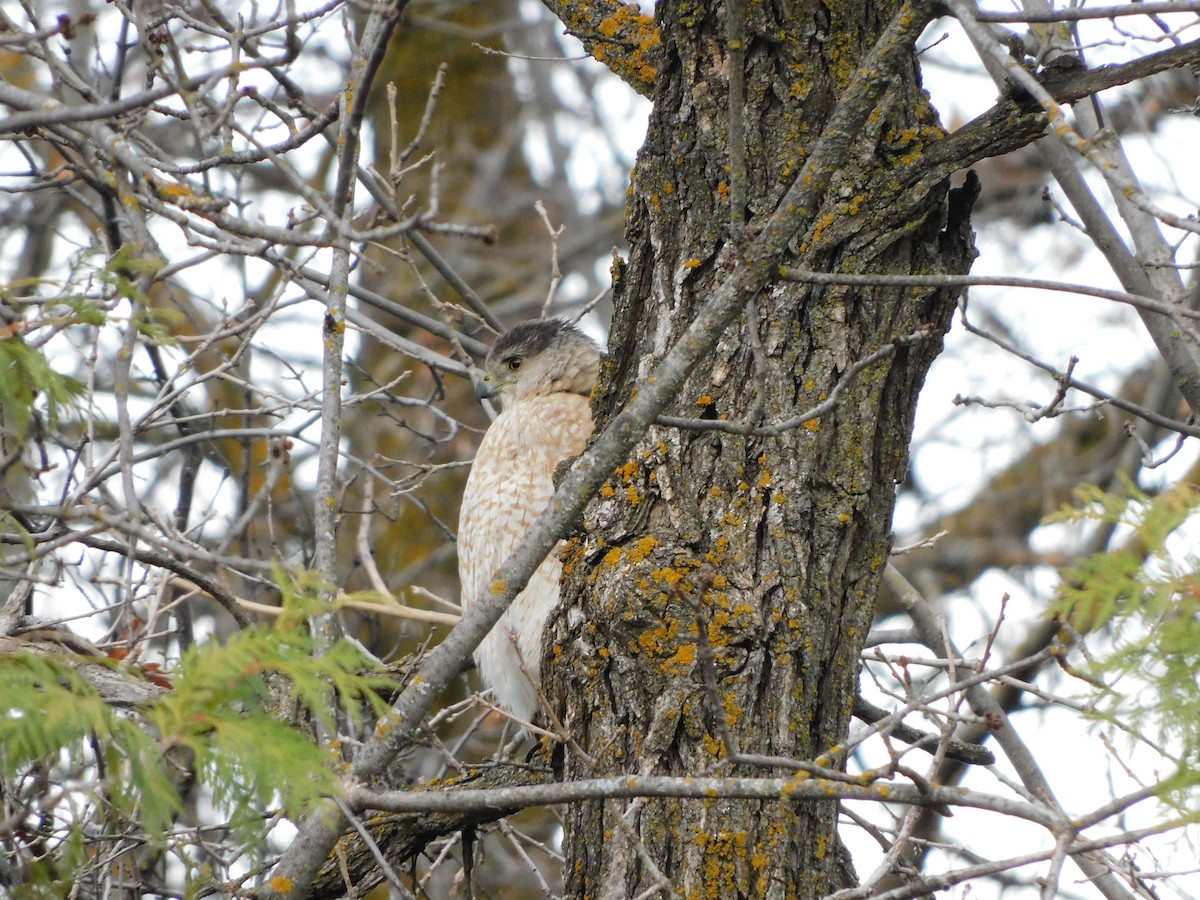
[[548, 2, 978, 897]]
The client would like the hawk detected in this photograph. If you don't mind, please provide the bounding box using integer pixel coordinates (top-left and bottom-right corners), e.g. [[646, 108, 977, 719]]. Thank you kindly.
[[457, 318, 601, 722]]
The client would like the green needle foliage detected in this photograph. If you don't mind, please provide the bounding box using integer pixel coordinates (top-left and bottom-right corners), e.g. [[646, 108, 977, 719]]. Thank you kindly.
[[146, 617, 395, 835], [0, 568, 402, 889], [1049, 479, 1200, 804], [0, 248, 160, 460], [0, 335, 84, 444], [0, 244, 180, 448]]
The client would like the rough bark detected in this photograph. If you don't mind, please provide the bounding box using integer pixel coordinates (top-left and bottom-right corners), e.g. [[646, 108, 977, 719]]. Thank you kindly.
[[546, 2, 977, 897]]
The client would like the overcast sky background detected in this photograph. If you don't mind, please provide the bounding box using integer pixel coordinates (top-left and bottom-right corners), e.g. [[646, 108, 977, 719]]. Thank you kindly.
[[4, 1, 1199, 895]]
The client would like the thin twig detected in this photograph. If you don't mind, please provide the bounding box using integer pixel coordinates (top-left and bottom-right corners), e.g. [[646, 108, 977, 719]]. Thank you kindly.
[[394, 64, 448, 172], [657, 326, 937, 435], [535, 201, 566, 318]]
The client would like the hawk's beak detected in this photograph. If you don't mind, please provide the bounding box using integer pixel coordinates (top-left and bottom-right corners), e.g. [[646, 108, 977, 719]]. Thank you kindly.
[[475, 378, 497, 401]]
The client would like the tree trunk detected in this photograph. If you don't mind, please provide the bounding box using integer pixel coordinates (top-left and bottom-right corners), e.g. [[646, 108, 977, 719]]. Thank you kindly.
[[547, 2, 977, 896]]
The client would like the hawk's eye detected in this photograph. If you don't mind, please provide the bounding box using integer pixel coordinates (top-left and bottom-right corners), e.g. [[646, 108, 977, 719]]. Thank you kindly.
[[506, 357, 524, 372]]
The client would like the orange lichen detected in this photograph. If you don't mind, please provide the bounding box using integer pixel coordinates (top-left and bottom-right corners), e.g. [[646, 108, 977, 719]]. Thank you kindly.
[[156, 182, 194, 199], [651, 567, 684, 586], [810, 211, 838, 244], [662, 642, 696, 674], [582, 2, 660, 88], [628, 535, 659, 562], [723, 691, 743, 726], [637, 621, 679, 655], [697, 829, 750, 896]]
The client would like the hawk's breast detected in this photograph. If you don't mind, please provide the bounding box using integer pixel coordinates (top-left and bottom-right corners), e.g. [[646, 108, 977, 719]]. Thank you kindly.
[[457, 391, 594, 719]]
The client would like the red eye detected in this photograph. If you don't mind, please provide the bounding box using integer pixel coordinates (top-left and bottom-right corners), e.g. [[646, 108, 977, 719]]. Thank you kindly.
[[507, 357, 524, 371]]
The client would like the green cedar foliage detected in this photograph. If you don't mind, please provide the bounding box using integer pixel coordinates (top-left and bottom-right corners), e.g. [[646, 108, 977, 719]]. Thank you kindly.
[[0, 568, 401, 891], [0, 249, 143, 454], [1048, 479, 1200, 805], [0, 335, 83, 440], [0, 243, 176, 453]]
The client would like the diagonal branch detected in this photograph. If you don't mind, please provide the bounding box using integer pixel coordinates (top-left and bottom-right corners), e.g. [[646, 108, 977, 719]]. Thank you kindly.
[[835, 35, 1200, 259], [260, 2, 943, 895], [946, 0, 1200, 417]]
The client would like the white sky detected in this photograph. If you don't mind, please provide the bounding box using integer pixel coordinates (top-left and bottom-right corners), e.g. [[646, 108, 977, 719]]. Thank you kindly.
[[3, 1, 1199, 895]]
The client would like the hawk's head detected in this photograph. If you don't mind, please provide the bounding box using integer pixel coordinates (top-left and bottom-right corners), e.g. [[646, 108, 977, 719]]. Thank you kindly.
[[475, 318, 601, 407]]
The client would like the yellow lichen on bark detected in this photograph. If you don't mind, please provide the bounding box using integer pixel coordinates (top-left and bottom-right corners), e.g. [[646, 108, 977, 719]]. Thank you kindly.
[[554, 0, 661, 94]]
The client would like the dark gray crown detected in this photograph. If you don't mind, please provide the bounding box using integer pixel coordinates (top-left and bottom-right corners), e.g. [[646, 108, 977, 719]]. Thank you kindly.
[[487, 317, 585, 364]]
